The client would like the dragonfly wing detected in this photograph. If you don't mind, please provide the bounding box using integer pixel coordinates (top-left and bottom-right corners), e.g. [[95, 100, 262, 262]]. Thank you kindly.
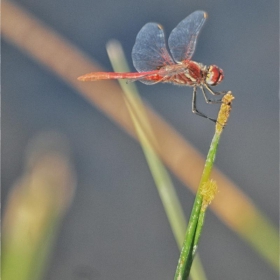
[[168, 11, 207, 63], [132, 23, 174, 73]]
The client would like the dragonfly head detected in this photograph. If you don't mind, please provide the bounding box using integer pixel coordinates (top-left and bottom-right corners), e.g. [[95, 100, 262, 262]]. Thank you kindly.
[[206, 65, 224, 86]]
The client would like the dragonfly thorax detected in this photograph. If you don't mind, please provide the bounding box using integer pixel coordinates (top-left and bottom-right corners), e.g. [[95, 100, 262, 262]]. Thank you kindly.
[[177, 62, 224, 87]]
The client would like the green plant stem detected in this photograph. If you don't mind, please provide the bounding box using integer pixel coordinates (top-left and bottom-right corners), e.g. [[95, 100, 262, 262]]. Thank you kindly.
[[174, 130, 222, 280]]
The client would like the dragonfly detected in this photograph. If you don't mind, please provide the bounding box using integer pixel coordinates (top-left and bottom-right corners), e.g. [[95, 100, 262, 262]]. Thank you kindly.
[[78, 10, 227, 122]]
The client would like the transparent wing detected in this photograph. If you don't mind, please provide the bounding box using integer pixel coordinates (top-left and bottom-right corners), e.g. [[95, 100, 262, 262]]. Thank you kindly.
[[168, 10, 207, 63], [132, 23, 174, 73]]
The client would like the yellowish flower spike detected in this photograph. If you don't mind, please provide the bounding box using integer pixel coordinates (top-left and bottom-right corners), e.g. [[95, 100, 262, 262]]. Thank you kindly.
[[216, 91, 235, 133], [200, 179, 218, 211]]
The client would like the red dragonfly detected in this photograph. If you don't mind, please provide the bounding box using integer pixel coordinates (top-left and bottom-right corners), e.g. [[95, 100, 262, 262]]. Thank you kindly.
[[78, 11, 227, 122]]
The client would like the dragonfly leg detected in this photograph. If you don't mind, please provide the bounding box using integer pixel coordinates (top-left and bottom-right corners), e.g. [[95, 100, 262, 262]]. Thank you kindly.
[[204, 83, 228, 96], [201, 86, 223, 104], [192, 86, 217, 123]]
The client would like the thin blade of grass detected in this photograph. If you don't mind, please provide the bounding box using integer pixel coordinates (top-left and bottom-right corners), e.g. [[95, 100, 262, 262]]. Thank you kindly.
[[2, 132, 76, 280]]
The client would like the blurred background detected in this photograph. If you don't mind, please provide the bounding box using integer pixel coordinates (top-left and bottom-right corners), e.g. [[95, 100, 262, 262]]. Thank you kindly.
[[2, 0, 279, 279]]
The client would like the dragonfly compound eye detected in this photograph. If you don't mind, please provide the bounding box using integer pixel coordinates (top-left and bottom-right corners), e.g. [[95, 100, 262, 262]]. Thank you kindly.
[[206, 65, 224, 86]]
